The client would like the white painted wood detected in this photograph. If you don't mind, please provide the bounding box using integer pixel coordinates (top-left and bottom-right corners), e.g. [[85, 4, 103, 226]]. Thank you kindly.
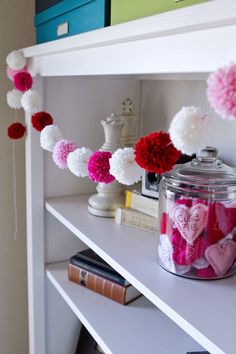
[[25, 77, 45, 354], [45, 195, 236, 354], [46, 279, 81, 354], [25, 24, 236, 76], [46, 261, 204, 354]]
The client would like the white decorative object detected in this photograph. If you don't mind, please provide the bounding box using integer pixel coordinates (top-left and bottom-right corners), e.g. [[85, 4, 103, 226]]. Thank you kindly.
[[21, 90, 42, 114], [88, 114, 125, 217], [6, 89, 23, 109], [169, 106, 207, 155], [6, 50, 26, 70], [40, 125, 62, 152], [120, 98, 138, 147], [67, 147, 92, 177], [109, 147, 143, 185]]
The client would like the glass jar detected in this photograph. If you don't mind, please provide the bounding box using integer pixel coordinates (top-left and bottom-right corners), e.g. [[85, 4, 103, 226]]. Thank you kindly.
[[158, 147, 236, 279]]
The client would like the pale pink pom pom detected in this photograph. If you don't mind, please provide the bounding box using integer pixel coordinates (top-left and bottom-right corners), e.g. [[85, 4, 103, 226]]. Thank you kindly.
[[88, 151, 115, 184], [207, 63, 236, 120], [7, 66, 27, 81], [52, 139, 78, 169]]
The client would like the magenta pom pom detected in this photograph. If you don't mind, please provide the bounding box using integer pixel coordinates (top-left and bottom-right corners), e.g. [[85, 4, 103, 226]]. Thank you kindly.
[[207, 63, 236, 120], [7, 65, 27, 81], [52, 139, 78, 169], [88, 151, 115, 184], [14, 71, 33, 92]]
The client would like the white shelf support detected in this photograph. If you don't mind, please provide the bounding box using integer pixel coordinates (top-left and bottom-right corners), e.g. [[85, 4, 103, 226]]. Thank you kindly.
[[25, 77, 45, 354]]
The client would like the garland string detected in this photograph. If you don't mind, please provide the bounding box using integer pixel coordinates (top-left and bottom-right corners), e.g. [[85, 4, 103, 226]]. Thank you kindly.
[[13, 109, 18, 240]]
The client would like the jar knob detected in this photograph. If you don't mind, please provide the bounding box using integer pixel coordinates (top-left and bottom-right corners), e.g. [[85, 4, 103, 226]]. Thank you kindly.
[[192, 146, 222, 167], [197, 146, 219, 161]]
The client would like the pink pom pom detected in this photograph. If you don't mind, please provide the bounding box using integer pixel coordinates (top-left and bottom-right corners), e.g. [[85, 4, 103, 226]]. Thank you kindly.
[[52, 139, 78, 169], [14, 71, 33, 92], [88, 151, 115, 184], [207, 63, 236, 120], [7, 66, 27, 81]]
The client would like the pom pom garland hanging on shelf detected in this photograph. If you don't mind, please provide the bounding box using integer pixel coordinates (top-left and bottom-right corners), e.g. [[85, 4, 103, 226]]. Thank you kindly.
[[14, 71, 33, 92], [109, 147, 143, 185], [31, 112, 54, 132], [135, 131, 181, 174], [207, 62, 236, 120], [169, 106, 208, 156], [8, 122, 26, 140], [4, 50, 236, 216], [52, 139, 78, 169], [67, 148, 93, 177]]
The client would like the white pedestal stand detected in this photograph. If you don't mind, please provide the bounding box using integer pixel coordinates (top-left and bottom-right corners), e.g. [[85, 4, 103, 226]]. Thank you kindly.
[[88, 114, 125, 217]]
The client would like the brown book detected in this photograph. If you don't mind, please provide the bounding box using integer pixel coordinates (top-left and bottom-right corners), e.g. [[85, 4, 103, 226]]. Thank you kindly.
[[68, 263, 142, 305]]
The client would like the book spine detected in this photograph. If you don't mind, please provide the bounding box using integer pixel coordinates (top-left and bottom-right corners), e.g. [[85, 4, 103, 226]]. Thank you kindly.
[[69, 258, 127, 286], [116, 208, 158, 233], [125, 190, 159, 218], [68, 263, 126, 305]]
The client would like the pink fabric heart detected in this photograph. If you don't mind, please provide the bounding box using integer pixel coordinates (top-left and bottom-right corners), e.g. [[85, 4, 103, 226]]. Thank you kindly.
[[172, 228, 209, 265], [172, 203, 208, 245], [205, 240, 236, 276]]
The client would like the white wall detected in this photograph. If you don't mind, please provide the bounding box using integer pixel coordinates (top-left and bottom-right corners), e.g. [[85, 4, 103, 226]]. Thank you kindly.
[[0, 1, 34, 353]]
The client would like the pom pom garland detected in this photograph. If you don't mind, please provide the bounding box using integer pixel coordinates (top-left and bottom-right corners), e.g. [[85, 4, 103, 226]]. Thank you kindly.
[[109, 148, 143, 185], [6, 89, 23, 109], [40, 125, 63, 152], [21, 90, 42, 114], [67, 147, 93, 177], [14, 71, 33, 92], [7, 66, 27, 81], [207, 63, 236, 120], [169, 106, 207, 155], [6, 50, 26, 70], [88, 151, 115, 184], [31, 112, 53, 132], [135, 131, 181, 174], [52, 139, 78, 169], [8, 122, 26, 139]]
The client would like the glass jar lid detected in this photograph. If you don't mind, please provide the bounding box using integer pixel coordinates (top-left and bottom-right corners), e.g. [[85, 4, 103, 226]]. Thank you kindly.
[[164, 147, 236, 187]]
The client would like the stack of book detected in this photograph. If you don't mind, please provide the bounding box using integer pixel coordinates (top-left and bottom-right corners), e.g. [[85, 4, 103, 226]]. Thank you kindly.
[[115, 190, 159, 233], [68, 248, 142, 305]]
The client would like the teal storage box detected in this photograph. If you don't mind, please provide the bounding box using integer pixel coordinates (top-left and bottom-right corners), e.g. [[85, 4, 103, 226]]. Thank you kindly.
[[35, 0, 111, 44]]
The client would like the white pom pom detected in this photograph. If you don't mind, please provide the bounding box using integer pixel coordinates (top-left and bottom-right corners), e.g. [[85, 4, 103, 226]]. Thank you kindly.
[[67, 147, 93, 177], [21, 90, 42, 114], [6, 50, 26, 70], [40, 125, 62, 152], [6, 89, 23, 109], [169, 106, 207, 155], [110, 148, 143, 185]]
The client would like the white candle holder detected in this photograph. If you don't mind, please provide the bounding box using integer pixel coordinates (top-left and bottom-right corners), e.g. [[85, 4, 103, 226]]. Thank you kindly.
[[88, 114, 125, 217]]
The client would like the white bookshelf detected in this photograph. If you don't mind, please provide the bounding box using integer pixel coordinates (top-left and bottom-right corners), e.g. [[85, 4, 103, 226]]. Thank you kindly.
[[24, 1, 236, 353], [47, 262, 203, 354], [46, 195, 236, 354]]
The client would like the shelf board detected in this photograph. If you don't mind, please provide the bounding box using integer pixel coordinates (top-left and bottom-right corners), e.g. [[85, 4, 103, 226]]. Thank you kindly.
[[46, 195, 236, 354], [23, 0, 236, 76], [46, 261, 203, 354]]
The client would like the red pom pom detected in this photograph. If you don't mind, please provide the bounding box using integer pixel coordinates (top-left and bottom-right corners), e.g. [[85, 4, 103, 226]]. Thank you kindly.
[[8, 122, 26, 139], [14, 71, 33, 92], [31, 112, 53, 132], [135, 131, 181, 174]]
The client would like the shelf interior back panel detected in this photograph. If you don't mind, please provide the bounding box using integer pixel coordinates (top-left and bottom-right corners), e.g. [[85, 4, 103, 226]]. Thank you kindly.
[[46, 262, 203, 354], [45, 195, 236, 354]]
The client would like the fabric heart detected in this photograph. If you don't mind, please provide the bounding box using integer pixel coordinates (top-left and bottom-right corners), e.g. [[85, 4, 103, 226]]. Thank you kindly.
[[172, 228, 209, 265], [172, 203, 208, 245], [205, 240, 236, 276], [205, 202, 236, 244]]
